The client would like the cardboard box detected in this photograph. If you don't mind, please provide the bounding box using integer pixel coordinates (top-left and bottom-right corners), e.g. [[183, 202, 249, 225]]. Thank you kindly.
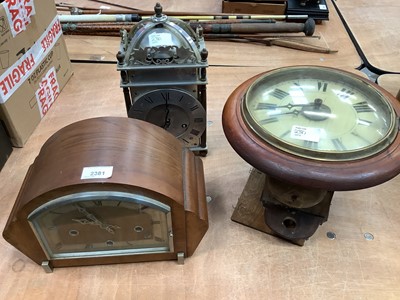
[[0, 121, 12, 170], [222, 1, 287, 15], [0, 0, 73, 147]]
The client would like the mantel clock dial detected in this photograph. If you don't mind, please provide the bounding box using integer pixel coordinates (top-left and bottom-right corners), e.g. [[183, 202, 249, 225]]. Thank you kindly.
[[117, 3, 208, 155], [3, 117, 208, 272], [223, 66, 400, 245], [28, 191, 174, 260]]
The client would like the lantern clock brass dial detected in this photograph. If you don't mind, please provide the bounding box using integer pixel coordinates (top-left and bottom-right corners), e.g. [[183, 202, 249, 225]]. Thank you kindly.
[[223, 66, 400, 245], [130, 89, 206, 146]]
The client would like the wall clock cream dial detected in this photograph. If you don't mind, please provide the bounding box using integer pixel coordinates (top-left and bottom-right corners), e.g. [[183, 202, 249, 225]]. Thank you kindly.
[[242, 66, 397, 161]]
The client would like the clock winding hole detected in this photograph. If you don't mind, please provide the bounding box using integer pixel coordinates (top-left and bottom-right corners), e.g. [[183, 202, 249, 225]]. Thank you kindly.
[[69, 229, 79, 237], [283, 217, 297, 229], [134, 225, 144, 233]]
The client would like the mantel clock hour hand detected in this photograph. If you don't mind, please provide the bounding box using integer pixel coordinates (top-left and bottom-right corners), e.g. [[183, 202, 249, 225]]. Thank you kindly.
[[75, 206, 120, 234]]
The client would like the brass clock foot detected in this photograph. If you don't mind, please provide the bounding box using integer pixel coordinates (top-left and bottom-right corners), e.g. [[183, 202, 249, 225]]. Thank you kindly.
[[41, 261, 54, 273], [177, 252, 185, 265], [192, 147, 208, 157]]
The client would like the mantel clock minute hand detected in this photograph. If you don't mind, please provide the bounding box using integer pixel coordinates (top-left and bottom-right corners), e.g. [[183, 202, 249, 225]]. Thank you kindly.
[[75, 206, 120, 234]]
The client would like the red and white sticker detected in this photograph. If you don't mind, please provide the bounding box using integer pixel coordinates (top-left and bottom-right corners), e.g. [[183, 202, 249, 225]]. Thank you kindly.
[[35, 67, 60, 118], [0, 15, 62, 103], [2, 0, 36, 37]]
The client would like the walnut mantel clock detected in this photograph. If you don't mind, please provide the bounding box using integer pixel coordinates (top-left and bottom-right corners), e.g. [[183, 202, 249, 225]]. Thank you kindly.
[[116, 3, 208, 155], [222, 66, 400, 245], [3, 117, 208, 272]]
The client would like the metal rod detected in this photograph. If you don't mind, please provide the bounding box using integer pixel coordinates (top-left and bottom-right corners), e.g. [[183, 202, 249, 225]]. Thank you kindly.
[[58, 14, 141, 23], [58, 13, 309, 23], [204, 33, 321, 39]]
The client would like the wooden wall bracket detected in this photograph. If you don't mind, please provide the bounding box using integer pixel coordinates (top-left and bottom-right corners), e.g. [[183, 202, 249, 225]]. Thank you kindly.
[[231, 168, 333, 245]]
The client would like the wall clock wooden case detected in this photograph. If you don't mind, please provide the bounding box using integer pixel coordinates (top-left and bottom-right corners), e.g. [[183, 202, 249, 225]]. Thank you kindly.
[[3, 117, 208, 272]]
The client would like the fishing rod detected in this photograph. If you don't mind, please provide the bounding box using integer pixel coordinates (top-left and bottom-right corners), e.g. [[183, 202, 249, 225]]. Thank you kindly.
[[206, 35, 337, 53], [57, 13, 309, 23], [197, 18, 315, 36]]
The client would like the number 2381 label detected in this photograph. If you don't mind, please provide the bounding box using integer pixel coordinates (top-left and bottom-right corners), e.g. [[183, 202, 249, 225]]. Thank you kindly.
[[81, 166, 114, 180]]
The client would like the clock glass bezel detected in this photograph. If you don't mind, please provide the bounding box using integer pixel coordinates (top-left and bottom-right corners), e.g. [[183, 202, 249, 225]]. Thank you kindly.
[[241, 66, 399, 161], [28, 191, 174, 260]]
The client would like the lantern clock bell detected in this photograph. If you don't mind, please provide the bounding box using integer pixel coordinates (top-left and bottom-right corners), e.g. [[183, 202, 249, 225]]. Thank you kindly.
[[117, 3, 209, 155]]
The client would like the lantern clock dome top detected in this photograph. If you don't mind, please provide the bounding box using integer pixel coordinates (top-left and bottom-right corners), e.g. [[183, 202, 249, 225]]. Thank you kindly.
[[117, 3, 208, 68]]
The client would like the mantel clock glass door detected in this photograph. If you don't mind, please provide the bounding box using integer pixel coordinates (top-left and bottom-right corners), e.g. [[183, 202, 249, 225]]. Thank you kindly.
[[117, 3, 208, 155], [223, 66, 400, 245], [3, 117, 208, 272], [28, 191, 174, 260]]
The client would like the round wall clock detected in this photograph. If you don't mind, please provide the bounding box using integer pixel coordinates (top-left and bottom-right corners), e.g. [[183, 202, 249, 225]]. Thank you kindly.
[[223, 66, 400, 245], [3, 117, 208, 272]]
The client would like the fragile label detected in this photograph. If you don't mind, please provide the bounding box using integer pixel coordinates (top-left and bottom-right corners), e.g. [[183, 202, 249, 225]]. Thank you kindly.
[[81, 166, 114, 180], [2, 0, 36, 37], [0, 15, 62, 103], [148, 32, 173, 47], [290, 125, 321, 143], [35, 67, 59, 118]]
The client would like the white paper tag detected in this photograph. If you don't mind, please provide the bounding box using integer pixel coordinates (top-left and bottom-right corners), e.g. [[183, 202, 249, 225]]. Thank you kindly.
[[290, 125, 321, 143], [148, 32, 173, 47], [319, 4, 327, 10], [81, 166, 114, 180]]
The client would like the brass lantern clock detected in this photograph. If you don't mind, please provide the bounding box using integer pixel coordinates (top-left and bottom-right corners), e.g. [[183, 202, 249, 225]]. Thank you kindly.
[[222, 66, 400, 245], [3, 117, 208, 272], [117, 3, 208, 155]]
